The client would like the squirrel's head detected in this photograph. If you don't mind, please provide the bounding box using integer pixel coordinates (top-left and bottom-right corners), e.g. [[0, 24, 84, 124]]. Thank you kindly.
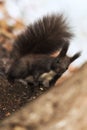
[[52, 43, 81, 75]]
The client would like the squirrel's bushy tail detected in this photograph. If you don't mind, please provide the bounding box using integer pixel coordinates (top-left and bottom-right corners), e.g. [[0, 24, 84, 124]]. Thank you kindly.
[[12, 14, 73, 58]]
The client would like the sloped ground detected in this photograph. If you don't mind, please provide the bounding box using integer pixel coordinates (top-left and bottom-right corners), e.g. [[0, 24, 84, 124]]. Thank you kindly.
[[0, 62, 87, 130]]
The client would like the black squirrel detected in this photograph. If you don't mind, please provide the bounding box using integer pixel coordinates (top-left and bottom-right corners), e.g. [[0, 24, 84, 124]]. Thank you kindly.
[[7, 14, 81, 85]]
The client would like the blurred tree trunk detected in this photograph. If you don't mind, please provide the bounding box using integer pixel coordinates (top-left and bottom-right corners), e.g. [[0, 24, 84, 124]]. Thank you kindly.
[[0, 63, 87, 130]]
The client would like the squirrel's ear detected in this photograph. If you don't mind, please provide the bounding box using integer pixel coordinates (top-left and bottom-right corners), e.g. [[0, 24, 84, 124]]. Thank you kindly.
[[59, 42, 69, 57], [70, 52, 81, 63]]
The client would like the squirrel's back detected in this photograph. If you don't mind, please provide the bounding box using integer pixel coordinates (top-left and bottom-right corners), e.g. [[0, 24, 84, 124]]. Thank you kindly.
[[12, 14, 73, 58]]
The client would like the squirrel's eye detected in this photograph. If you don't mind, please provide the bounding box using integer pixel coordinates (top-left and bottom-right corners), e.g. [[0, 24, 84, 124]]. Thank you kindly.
[[56, 60, 60, 63]]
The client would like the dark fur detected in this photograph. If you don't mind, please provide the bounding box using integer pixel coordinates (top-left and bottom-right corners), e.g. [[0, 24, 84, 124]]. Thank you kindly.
[[7, 14, 80, 85], [11, 14, 73, 59]]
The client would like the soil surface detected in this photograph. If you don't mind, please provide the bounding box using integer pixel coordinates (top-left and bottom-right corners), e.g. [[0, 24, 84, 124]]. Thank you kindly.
[[0, 62, 87, 130]]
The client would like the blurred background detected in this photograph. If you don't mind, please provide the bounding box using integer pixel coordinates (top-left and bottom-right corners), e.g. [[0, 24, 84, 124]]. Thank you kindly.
[[0, 0, 87, 124], [0, 0, 87, 66]]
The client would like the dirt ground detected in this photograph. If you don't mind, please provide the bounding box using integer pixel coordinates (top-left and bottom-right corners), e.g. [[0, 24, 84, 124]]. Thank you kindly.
[[0, 62, 87, 130]]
